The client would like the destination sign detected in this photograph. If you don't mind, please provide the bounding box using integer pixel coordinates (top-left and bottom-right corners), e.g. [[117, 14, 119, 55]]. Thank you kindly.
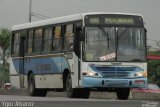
[[85, 14, 143, 26], [105, 18, 134, 24], [89, 17, 100, 24]]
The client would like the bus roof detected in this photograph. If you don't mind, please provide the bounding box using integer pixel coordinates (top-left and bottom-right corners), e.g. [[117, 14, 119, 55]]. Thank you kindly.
[[12, 12, 143, 31]]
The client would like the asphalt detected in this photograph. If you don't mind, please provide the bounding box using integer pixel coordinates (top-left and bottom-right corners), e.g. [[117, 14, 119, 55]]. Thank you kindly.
[[0, 95, 159, 107], [0, 89, 160, 100]]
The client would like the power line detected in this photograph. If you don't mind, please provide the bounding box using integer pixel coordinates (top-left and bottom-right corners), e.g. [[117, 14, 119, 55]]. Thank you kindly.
[[29, 0, 50, 22], [31, 12, 50, 19], [147, 39, 160, 42], [148, 44, 157, 46]]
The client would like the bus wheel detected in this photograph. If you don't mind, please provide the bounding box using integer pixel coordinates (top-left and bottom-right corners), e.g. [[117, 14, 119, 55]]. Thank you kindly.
[[116, 88, 130, 100], [66, 74, 77, 98], [38, 89, 47, 97], [28, 73, 37, 96], [80, 88, 90, 99]]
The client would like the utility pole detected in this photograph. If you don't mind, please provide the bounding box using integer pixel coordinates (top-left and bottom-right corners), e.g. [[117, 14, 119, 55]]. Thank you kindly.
[[28, 0, 50, 22], [29, 0, 32, 22]]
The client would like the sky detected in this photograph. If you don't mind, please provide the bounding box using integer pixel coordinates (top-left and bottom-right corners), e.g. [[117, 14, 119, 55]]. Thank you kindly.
[[0, 0, 159, 46]]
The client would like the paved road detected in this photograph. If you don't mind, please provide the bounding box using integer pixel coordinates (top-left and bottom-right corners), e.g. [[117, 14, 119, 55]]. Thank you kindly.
[[0, 95, 159, 107]]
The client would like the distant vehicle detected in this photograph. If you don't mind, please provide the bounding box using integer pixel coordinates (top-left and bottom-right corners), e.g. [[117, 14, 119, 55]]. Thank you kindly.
[[132, 84, 160, 93], [3, 83, 11, 89], [10, 12, 147, 100]]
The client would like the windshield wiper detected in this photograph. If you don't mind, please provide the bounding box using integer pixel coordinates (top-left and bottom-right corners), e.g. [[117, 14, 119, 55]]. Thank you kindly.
[[98, 26, 110, 49]]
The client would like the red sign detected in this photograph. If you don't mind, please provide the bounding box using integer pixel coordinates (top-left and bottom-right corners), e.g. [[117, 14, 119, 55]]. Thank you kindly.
[[147, 55, 160, 60]]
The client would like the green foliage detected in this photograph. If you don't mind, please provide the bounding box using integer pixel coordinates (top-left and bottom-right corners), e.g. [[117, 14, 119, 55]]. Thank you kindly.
[[0, 28, 11, 87], [148, 51, 160, 87], [0, 63, 10, 87], [149, 51, 160, 55], [0, 28, 11, 66], [0, 28, 11, 50]]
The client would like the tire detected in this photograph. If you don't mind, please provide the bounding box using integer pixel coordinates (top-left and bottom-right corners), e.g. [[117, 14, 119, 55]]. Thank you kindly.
[[28, 74, 47, 97], [28, 73, 37, 96], [38, 89, 47, 97], [80, 88, 90, 99], [66, 74, 78, 98], [116, 88, 130, 100], [66, 74, 90, 99]]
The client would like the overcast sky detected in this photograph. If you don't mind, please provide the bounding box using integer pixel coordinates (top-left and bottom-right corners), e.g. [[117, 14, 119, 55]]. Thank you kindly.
[[0, 0, 159, 45]]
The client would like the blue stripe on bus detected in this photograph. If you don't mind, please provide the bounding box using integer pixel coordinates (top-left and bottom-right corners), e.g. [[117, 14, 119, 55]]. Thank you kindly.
[[12, 56, 70, 75]]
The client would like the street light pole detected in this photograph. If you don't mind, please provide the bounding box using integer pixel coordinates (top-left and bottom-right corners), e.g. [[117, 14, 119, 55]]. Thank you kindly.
[[29, 0, 32, 22]]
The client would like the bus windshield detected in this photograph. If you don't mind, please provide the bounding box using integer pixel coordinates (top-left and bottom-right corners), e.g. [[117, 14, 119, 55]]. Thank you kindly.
[[84, 27, 146, 62]]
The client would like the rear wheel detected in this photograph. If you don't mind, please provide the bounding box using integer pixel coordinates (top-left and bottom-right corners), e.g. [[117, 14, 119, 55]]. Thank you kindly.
[[28, 73, 47, 97], [28, 73, 37, 96], [38, 89, 47, 97], [116, 88, 130, 100]]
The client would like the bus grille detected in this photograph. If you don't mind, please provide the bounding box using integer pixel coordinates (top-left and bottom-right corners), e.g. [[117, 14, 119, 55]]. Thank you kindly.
[[95, 67, 134, 78], [101, 71, 129, 78]]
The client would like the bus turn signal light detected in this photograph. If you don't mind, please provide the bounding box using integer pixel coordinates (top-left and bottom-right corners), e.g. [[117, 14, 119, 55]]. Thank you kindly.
[[135, 80, 145, 84]]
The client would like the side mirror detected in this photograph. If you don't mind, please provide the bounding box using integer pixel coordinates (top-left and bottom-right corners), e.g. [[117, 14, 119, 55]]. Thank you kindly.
[[79, 30, 85, 41], [76, 27, 84, 41], [144, 28, 147, 39], [145, 28, 147, 33]]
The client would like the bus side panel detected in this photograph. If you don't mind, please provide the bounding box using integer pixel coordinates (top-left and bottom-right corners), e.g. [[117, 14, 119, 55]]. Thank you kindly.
[[10, 58, 21, 89], [24, 57, 43, 88], [41, 56, 66, 88], [24, 55, 71, 89], [42, 74, 63, 88]]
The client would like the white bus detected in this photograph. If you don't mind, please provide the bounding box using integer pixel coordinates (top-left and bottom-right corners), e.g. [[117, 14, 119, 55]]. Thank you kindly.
[[10, 12, 147, 100]]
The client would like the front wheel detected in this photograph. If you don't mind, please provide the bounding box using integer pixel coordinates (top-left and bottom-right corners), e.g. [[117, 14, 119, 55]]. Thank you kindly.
[[80, 88, 90, 99], [116, 88, 130, 100], [66, 74, 78, 98], [66, 74, 90, 98]]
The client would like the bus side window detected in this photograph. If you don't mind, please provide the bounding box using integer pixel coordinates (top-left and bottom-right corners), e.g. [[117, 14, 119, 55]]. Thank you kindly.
[[27, 30, 33, 54], [19, 31, 27, 57], [34, 29, 43, 53], [64, 24, 74, 50], [12, 33, 20, 56], [53, 26, 62, 51], [43, 28, 52, 52]]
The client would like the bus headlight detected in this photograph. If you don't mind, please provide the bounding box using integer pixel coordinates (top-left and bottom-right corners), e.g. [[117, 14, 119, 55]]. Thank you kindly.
[[130, 71, 147, 78], [82, 66, 102, 77], [82, 71, 99, 77]]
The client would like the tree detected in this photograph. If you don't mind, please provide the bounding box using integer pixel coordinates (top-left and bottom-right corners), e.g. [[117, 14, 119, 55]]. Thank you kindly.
[[148, 51, 160, 87], [0, 28, 11, 66], [0, 28, 11, 86]]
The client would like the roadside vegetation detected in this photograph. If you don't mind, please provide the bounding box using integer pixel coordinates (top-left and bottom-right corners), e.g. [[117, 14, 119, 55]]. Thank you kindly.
[[0, 28, 11, 87], [148, 51, 160, 87]]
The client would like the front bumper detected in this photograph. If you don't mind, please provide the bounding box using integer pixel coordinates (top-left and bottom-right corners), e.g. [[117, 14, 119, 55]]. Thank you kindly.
[[82, 77, 147, 88]]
